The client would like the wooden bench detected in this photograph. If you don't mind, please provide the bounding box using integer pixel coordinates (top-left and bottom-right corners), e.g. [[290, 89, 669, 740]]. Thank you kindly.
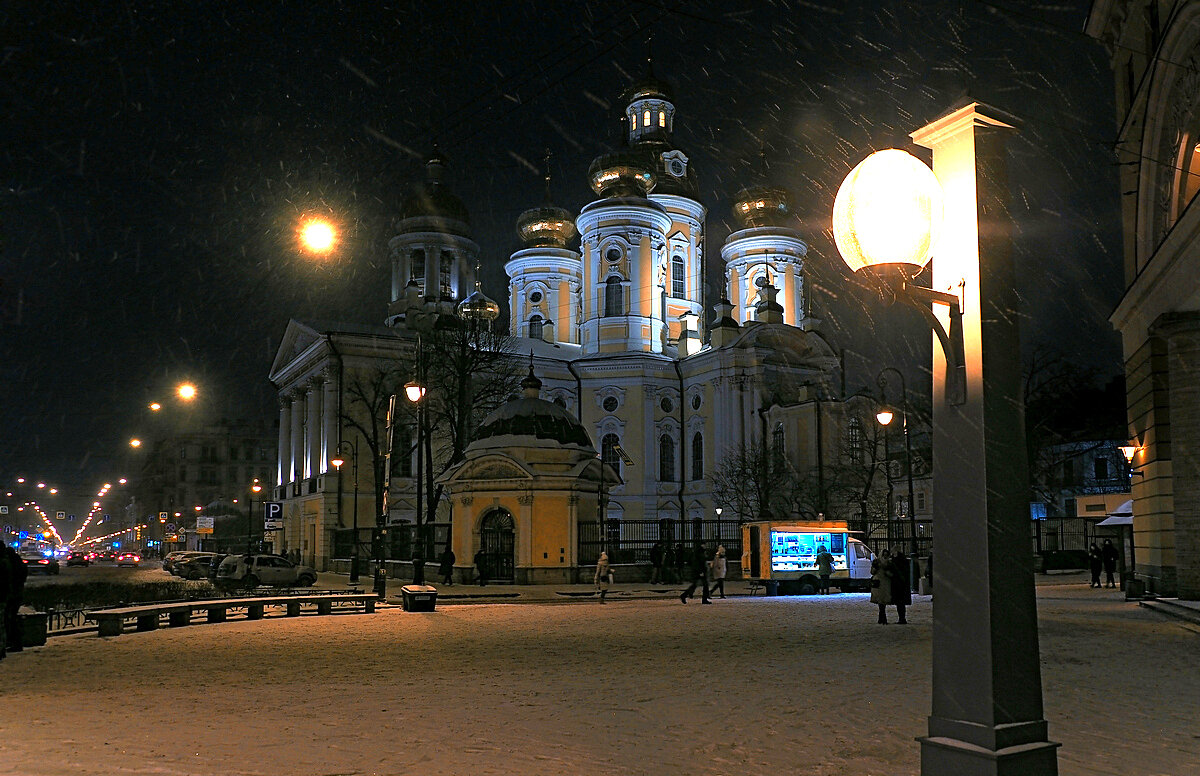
[[86, 593, 377, 638]]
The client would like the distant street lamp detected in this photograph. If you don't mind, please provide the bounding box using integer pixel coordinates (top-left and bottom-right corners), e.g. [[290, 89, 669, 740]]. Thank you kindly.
[[177, 383, 197, 401], [876, 366, 919, 591], [405, 372, 427, 586], [246, 479, 262, 553], [331, 439, 360, 584], [299, 217, 337, 255]]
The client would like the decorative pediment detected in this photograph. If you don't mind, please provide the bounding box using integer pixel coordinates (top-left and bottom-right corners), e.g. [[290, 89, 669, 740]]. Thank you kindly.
[[457, 457, 532, 482]]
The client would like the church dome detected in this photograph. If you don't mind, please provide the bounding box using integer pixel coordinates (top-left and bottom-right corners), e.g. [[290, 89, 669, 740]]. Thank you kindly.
[[397, 151, 471, 232], [457, 281, 501, 322], [469, 367, 595, 451], [732, 185, 793, 228], [621, 73, 674, 105], [516, 204, 577, 248], [588, 151, 655, 198]]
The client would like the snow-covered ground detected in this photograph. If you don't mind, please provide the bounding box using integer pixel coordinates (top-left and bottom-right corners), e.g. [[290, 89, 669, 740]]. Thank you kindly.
[[3, 579, 1197, 776]]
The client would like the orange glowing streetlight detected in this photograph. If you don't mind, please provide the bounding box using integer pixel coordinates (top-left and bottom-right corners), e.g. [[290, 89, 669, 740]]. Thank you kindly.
[[177, 383, 197, 401], [149, 402, 162, 411], [299, 217, 337, 254], [130, 438, 142, 448]]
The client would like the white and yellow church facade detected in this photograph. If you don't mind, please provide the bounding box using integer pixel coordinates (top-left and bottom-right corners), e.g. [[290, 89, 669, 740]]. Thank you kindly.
[[269, 71, 866, 582]]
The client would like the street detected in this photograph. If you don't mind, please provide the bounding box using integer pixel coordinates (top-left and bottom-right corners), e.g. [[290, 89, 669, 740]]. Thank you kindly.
[[2, 576, 1196, 776]]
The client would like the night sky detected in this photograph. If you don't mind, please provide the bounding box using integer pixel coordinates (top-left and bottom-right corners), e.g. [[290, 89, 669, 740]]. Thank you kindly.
[[1, 1, 1121, 517]]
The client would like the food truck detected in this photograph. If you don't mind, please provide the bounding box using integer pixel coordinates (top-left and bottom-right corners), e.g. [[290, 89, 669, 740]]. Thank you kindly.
[[741, 519, 875, 594]]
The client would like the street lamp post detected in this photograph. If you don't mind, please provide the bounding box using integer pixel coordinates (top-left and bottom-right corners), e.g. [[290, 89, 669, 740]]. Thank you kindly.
[[877, 366, 919, 591], [834, 107, 1058, 775], [246, 479, 262, 554], [331, 439, 360, 584], [404, 373, 427, 586]]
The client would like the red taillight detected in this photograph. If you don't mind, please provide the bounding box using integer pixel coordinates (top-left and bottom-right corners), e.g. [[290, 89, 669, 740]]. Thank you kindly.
[[37, 560, 49, 564]]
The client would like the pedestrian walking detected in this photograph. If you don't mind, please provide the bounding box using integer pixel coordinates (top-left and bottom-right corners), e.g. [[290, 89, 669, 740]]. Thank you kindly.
[[663, 542, 677, 584], [594, 551, 614, 603], [3, 544, 28, 656], [710, 545, 727, 599], [815, 544, 834, 594], [649, 540, 664, 584], [673, 542, 688, 585], [438, 547, 456, 585], [1101, 538, 1120, 589], [890, 549, 911, 624], [680, 543, 711, 604], [474, 548, 488, 586], [1088, 542, 1103, 588], [870, 549, 893, 623]]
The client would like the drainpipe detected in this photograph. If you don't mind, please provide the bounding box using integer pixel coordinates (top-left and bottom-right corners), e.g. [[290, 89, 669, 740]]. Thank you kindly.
[[565, 358, 584, 422], [673, 358, 686, 533]]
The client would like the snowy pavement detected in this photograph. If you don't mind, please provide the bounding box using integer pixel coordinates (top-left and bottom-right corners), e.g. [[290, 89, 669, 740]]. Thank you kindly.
[[2, 575, 1197, 776]]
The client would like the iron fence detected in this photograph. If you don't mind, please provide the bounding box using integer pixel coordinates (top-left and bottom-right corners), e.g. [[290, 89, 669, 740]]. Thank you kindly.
[[578, 517, 744, 566], [332, 523, 452, 563]]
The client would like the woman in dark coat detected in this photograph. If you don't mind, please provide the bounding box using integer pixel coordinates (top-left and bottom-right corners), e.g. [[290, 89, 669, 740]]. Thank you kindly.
[[1101, 539, 1120, 589], [438, 547, 455, 585], [889, 549, 911, 624], [1088, 542, 1103, 588]]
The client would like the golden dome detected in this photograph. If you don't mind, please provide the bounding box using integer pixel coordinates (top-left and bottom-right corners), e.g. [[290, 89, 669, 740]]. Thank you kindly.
[[588, 152, 655, 198], [516, 204, 577, 248], [457, 281, 501, 322], [732, 185, 792, 228]]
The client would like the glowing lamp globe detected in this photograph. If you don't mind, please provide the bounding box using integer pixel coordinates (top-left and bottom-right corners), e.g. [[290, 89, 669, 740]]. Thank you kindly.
[[832, 149, 944, 277]]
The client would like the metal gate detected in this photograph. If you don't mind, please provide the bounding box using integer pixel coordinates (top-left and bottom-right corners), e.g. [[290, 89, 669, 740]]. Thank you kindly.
[[480, 509, 515, 582]]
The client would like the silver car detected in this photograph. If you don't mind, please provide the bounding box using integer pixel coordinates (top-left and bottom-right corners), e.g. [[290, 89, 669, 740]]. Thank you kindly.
[[216, 554, 317, 589]]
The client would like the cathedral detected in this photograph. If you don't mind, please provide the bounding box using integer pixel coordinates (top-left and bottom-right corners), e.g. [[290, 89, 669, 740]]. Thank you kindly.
[[269, 69, 862, 583]]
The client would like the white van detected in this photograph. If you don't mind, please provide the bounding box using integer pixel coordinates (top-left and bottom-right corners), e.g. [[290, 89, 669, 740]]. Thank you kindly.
[[741, 520, 875, 594]]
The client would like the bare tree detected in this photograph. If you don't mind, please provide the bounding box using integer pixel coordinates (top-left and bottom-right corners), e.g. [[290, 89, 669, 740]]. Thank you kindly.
[[711, 441, 795, 523], [341, 364, 409, 525]]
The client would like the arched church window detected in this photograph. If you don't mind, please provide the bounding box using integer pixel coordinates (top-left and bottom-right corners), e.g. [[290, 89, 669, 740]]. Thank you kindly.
[[671, 254, 685, 297], [604, 276, 624, 317], [410, 249, 425, 285], [659, 435, 675, 482], [658, 110, 666, 128], [439, 254, 453, 298], [528, 315, 543, 341], [643, 109, 651, 127], [601, 434, 622, 480], [691, 432, 704, 481]]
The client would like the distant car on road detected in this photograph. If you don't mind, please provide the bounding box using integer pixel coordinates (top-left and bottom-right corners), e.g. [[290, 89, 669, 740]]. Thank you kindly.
[[21, 553, 60, 575], [115, 552, 142, 567], [98, 551, 116, 562], [66, 551, 91, 567], [216, 554, 317, 590]]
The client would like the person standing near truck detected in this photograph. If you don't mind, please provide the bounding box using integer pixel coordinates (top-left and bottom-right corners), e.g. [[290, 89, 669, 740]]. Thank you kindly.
[[870, 549, 893, 623], [889, 549, 911, 624], [815, 545, 834, 594]]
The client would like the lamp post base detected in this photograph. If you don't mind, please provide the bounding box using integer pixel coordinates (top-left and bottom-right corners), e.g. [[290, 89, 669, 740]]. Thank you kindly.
[[373, 566, 387, 600], [920, 734, 1059, 776]]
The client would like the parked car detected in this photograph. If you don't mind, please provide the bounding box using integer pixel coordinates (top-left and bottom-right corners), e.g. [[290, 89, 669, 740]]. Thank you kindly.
[[175, 553, 218, 580], [162, 551, 200, 573], [98, 550, 116, 562], [21, 552, 60, 574], [216, 554, 317, 590], [115, 552, 142, 567], [66, 551, 91, 567]]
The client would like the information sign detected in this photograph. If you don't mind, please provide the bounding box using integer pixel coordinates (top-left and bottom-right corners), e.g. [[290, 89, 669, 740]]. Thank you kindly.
[[196, 516, 214, 535]]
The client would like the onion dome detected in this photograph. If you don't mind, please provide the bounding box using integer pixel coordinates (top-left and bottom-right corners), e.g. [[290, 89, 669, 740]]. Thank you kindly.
[[732, 185, 793, 228], [588, 152, 656, 198], [517, 204, 577, 248], [470, 366, 595, 451], [397, 150, 470, 231], [457, 279, 501, 322], [620, 58, 674, 106]]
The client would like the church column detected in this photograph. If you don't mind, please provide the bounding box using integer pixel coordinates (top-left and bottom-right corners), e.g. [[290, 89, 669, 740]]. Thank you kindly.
[[277, 395, 293, 488], [322, 367, 339, 477], [306, 377, 323, 479], [1153, 312, 1200, 599], [290, 387, 306, 486]]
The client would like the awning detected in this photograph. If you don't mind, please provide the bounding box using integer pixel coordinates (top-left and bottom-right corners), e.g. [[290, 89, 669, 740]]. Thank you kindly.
[[1097, 499, 1133, 527]]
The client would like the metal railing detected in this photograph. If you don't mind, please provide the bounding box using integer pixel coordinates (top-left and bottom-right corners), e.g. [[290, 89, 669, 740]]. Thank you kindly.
[[578, 517, 744, 566]]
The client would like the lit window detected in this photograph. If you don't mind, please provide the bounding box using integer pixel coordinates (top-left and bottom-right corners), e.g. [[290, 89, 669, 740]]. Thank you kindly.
[[658, 110, 666, 128], [671, 255, 685, 297], [1178, 140, 1200, 218], [643, 109, 651, 127]]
